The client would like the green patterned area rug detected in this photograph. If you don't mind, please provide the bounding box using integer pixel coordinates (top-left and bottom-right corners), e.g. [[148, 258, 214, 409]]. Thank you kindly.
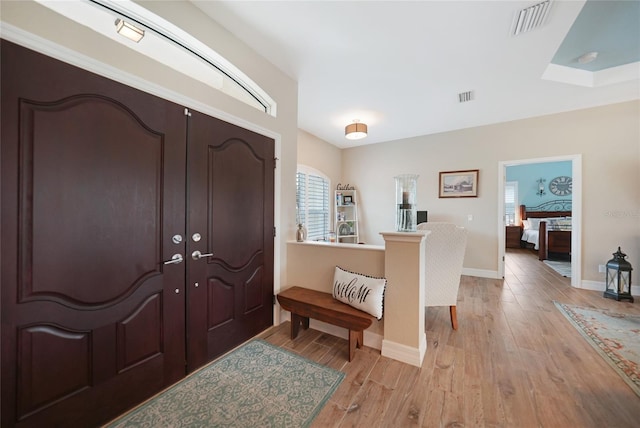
[[106, 339, 344, 427], [555, 302, 640, 397]]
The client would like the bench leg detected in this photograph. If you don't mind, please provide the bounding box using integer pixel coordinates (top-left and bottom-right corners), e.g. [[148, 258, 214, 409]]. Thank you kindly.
[[348, 330, 364, 362], [290, 313, 310, 339], [450, 306, 458, 330]]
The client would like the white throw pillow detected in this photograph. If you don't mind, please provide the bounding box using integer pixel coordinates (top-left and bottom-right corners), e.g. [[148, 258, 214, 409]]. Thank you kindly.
[[528, 218, 542, 230], [333, 266, 386, 320]]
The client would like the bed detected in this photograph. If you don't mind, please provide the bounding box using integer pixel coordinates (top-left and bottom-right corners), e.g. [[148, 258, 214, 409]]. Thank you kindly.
[[519, 200, 572, 261]]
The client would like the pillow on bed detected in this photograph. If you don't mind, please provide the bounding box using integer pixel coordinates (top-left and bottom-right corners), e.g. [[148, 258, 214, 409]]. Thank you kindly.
[[522, 219, 531, 230], [547, 218, 572, 231], [333, 266, 386, 319], [527, 218, 542, 230]]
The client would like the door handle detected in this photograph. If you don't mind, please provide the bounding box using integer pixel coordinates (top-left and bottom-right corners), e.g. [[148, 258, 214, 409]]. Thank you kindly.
[[191, 250, 214, 261], [163, 254, 184, 265]]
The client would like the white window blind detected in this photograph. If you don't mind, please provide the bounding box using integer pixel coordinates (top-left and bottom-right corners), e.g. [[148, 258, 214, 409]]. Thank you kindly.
[[296, 168, 330, 241], [505, 181, 518, 225]]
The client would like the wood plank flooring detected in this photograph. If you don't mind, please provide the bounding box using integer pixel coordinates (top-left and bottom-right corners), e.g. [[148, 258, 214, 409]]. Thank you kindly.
[[259, 248, 640, 427]]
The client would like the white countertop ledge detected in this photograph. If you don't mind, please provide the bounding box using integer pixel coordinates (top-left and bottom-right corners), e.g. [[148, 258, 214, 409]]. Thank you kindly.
[[288, 240, 384, 252]]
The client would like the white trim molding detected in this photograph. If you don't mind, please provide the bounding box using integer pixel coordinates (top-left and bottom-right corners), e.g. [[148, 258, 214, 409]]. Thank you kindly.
[[32, 0, 277, 116], [381, 335, 427, 368], [580, 280, 640, 298], [462, 268, 500, 279], [498, 154, 582, 288]]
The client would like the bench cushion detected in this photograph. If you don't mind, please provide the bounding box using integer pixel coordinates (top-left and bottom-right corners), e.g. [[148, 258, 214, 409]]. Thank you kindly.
[[333, 266, 386, 319]]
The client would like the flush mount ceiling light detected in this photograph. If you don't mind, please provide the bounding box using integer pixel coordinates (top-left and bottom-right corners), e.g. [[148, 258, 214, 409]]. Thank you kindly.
[[578, 51, 599, 64], [115, 18, 145, 42], [345, 121, 368, 140]]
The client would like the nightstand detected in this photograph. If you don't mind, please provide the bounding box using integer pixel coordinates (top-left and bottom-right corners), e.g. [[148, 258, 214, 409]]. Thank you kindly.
[[506, 225, 522, 248]]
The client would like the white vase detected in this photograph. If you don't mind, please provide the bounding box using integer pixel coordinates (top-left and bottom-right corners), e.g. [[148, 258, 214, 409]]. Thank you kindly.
[[296, 224, 307, 242]]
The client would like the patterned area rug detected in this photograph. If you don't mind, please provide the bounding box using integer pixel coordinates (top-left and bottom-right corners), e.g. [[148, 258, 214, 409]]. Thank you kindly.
[[544, 260, 571, 277], [106, 339, 344, 427], [555, 302, 640, 397]]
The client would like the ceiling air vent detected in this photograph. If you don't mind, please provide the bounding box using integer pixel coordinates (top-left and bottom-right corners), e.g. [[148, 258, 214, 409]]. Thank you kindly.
[[458, 91, 474, 103], [513, 0, 551, 36]]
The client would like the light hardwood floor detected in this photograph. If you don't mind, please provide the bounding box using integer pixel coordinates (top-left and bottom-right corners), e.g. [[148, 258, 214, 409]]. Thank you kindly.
[[259, 248, 640, 427]]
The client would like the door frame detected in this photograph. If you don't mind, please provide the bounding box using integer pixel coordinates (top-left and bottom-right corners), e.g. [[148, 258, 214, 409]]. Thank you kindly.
[[497, 154, 582, 287]]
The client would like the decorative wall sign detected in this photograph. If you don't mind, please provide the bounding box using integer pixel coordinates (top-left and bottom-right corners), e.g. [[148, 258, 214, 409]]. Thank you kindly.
[[336, 183, 355, 190]]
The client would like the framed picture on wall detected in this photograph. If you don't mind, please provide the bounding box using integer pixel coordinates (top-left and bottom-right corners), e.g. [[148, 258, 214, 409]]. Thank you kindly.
[[439, 169, 479, 198]]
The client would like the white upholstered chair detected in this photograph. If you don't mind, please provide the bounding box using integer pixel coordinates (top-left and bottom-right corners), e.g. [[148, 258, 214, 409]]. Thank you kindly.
[[417, 222, 468, 330]]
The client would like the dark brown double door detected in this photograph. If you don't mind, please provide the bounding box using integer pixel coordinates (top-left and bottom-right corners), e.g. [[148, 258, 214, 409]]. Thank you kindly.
[[1, 41, 274, 427]]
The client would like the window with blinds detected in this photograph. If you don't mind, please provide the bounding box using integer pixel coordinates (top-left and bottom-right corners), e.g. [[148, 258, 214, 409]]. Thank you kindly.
[[505, 181, 518, 225], [296, 168, 330, 241]]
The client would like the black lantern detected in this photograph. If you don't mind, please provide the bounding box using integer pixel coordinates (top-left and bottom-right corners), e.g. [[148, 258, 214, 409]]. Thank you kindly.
[[603, 247, 634, 302]]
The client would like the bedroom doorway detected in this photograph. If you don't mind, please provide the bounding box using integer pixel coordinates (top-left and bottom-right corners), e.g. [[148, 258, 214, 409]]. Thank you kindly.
[[497, 155, 582, 287]]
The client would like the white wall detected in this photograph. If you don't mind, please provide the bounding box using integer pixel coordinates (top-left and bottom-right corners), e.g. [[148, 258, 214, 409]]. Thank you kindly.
[[11, 0, 631, 288], [286, 241, 385, 338], [297, 129, 342, 188], [341, 101, 640, 282]]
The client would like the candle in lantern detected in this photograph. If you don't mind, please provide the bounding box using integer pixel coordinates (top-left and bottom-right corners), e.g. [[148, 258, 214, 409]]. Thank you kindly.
[[402, 191, 409, 206]]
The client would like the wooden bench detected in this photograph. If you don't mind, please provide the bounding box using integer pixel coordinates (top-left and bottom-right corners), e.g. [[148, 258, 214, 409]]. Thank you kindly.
[[277, 286, 375, 361]]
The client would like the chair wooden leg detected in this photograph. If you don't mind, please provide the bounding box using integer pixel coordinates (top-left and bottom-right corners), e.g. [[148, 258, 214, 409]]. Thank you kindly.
[[450, 306, 458, 330]]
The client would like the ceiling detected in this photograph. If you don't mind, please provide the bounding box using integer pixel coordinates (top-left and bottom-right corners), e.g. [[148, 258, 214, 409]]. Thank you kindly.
[[192, 0, 640, 148]]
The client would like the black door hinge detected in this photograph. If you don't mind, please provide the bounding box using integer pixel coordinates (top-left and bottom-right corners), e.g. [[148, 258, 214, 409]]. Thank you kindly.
[[273, 227, 276, 237], [274, 157, 278, 169]]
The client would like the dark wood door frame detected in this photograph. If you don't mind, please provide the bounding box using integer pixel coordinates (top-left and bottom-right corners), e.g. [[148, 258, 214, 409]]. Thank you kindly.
[[1, 39, 275, 427], [186, 110, 275, 371]]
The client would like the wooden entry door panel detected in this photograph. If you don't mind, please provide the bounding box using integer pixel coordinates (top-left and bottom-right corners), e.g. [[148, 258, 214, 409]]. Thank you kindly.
[[187, 111, 275, 370], [1, 41, 187, 427]]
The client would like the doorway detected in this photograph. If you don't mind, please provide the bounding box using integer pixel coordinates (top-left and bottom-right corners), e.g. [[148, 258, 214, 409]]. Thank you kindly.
[[1, 40, 274, 427], [497, 155, 582, 287]]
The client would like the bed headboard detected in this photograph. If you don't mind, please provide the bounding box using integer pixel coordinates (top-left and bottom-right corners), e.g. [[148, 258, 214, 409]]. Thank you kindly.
[[519, 200, 572, 223]]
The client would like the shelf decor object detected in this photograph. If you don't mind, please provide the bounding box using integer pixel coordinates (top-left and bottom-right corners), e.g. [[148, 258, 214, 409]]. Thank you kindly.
[[604, 247, 634, 302], [296, 223, 307, 242], [395, 174, 419, 232], [334, 187, 359, 243]]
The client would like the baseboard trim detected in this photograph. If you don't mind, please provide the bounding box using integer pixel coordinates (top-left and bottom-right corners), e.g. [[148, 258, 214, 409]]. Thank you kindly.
[[580, 280, 640, 296], [579, 280, 605, 291], [380, 335, 426, 368], [462, 267, 500, 279]]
